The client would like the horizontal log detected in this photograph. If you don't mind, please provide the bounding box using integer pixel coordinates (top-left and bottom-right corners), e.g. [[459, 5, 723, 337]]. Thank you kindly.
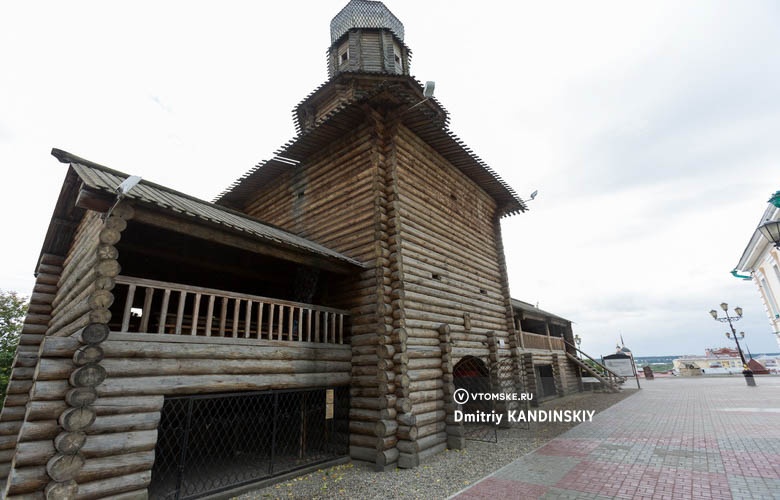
[[41, 336, 351, 362], [36, 358, 351, 380], [19, 420, 60, 442], [349, 445, 376, 463], [15, 440, 57, 467], [375, 419, 397, 437], [5, 464, 47, 495], [0, 420, 22, 436], [417, 410, 447, 427], [76, 470, 152, 500], [417, 418, 447, 439], [410, 389, 443, 404], [376, 447, 399, 467], [88, 413, 160, 434], [76, 450, 154, 484], [96, 373, 350, 396]]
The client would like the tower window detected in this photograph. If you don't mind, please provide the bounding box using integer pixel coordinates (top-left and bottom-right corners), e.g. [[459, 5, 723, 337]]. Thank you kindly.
[[393, 41, 403, 73], [338, 41, 349, 67]]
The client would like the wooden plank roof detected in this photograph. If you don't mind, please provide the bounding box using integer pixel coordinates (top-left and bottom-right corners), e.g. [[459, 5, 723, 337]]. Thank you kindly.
[[50, 149, 364, 270], [511, 298, 572, 324], [215, 75, 526, 217]]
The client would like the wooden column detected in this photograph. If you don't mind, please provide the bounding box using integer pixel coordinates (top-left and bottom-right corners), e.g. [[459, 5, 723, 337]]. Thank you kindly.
[[551, 353, 565, 397], [440, 325, 463, 450], [521, 353, 539, 407]]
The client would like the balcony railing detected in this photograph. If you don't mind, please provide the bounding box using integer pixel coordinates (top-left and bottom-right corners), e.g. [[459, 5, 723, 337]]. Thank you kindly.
[[521, 331, 564, 351], [114, 276, 350, 344]]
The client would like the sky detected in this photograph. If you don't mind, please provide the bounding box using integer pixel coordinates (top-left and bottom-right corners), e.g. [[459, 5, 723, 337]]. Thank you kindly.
[[2, 1, 779, 357]]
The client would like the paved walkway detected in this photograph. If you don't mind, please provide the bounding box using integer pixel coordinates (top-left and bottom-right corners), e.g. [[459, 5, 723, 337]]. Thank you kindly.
[[452, 377, 780, 499]]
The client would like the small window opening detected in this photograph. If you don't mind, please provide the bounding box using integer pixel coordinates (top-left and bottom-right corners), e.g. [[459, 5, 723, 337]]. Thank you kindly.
[[479, 289, 487, 295], [296, 191, 305, 199], [432, 273, 441, 280], [339, 48, 349, 65]]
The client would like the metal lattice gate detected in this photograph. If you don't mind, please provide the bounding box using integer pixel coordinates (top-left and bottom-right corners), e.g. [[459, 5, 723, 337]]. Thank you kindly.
[[453, 356, 530, 443], [454, 356, 497, 443], [493, 357, 531, 430], [149, 388, 349, 499]]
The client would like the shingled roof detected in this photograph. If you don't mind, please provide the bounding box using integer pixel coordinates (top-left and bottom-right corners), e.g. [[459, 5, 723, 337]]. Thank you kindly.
[[49, 149, 364, 270], [214, 75, 526, 217]]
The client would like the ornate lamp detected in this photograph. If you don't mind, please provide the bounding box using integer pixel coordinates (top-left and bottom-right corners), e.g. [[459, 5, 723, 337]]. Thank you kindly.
[[758, 220, 780, 248]]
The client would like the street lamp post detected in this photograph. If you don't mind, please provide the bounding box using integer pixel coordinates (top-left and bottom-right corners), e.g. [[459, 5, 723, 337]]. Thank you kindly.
[[709, 303, 756, 386]]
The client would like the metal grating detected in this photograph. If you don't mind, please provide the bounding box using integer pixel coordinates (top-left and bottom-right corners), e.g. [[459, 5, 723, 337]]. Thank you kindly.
[[149, 388, 349, 500], [330, 0, 404, 43]]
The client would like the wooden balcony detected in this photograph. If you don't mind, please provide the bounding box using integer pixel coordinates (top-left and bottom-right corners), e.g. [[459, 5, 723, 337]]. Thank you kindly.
[[520, 331, 564, 351], [113, 276, 350, 344]]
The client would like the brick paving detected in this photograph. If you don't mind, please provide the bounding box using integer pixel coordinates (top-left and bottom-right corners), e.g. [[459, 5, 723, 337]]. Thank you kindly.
[[452, 377, 780, 499]]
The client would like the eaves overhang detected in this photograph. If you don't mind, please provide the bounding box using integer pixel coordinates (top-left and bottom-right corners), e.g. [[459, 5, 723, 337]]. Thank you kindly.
[[48, 149, 365, 274], [215, 75, 526, 218]]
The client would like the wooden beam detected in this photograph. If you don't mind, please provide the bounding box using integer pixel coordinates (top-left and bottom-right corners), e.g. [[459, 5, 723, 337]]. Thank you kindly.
[[131, 205, 360, 274]]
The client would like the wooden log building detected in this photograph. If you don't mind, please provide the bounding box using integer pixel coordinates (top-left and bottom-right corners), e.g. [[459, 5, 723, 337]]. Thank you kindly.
[[0, 1, 585, 497]]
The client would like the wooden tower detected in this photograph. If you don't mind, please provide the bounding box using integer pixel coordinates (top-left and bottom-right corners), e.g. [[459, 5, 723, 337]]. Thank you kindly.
[[217, 0, 527, 470]]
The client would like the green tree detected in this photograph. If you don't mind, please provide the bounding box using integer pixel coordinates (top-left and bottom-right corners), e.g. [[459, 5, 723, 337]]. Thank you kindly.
[[0, 290, 28, 404]]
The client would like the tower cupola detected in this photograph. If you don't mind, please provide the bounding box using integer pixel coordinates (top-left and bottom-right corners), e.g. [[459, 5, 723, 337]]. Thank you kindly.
[[327, 0, 410, 77]]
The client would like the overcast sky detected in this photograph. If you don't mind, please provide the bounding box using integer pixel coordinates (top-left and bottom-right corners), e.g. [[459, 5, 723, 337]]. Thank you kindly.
[[2, 1, 779, 356]]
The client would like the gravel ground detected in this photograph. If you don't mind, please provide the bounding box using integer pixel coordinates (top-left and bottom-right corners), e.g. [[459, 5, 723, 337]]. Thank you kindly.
[[234, 389, 636, 500]]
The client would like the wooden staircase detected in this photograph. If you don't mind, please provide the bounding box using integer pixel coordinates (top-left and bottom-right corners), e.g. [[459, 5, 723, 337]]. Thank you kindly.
[[564, 341, 626, 392]]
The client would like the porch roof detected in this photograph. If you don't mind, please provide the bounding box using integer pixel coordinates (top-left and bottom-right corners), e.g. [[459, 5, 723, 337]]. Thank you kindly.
[[50, 149, 365, 272], [511, 298, 571, 325]]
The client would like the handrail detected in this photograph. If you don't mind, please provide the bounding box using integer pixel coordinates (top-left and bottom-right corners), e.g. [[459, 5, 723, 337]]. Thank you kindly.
[[113, 275, 350, 344], [563, 339, 627, 383]]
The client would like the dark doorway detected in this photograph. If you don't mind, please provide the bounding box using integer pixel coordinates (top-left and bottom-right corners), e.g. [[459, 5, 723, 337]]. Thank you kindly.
[[453, 356, 496, 443], [536, 365, 557, 398]]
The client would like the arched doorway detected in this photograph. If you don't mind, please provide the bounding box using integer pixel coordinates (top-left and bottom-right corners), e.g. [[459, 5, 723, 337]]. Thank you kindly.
[[453, 356, 496, 442]]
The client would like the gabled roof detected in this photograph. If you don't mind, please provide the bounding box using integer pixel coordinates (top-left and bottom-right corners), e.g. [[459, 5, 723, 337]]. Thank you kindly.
[[215, 75, 526, 217], [50, 149, 364, 270]]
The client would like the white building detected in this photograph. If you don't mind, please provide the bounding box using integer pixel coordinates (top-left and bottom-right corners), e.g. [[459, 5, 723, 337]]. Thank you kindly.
[[735, 192, 780, 349]]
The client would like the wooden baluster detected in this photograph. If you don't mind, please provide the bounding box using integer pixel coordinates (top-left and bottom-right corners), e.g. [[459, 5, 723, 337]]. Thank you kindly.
[[257, 302, 264, 339], [121, 284, 136, 333], [314, 311, 320, 343], [219, 297, 228, 337], [323, 312, 329, 344], [297, 307, 303, 342], [268, 304, 275, 341], [175, 291, 187, 335], [245, 300, 253, 338], [139, 287, 154, 333], [338, 314, 344, 344], [277, 305, 284, 340], [330, 313, 335, 343], [232, 299, 241, 338], [158, 289, 171, 334], [190, 293, 201, 336], [307, 309, 312, 342], [205, 295, 215, 336], [288, 306, 294, 341]]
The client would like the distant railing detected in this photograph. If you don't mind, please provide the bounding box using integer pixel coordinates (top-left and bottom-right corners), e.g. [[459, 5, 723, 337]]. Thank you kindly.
[[114, 276, 350, 344], [521, 331, 565, 351]]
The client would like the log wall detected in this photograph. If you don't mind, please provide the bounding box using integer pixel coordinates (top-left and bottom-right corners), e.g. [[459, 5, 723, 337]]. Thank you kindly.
[[0, 254, 63, 485], [2, 204, 137, 499], [242, 121, 391, 467], [395, 125, 511, 353]]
